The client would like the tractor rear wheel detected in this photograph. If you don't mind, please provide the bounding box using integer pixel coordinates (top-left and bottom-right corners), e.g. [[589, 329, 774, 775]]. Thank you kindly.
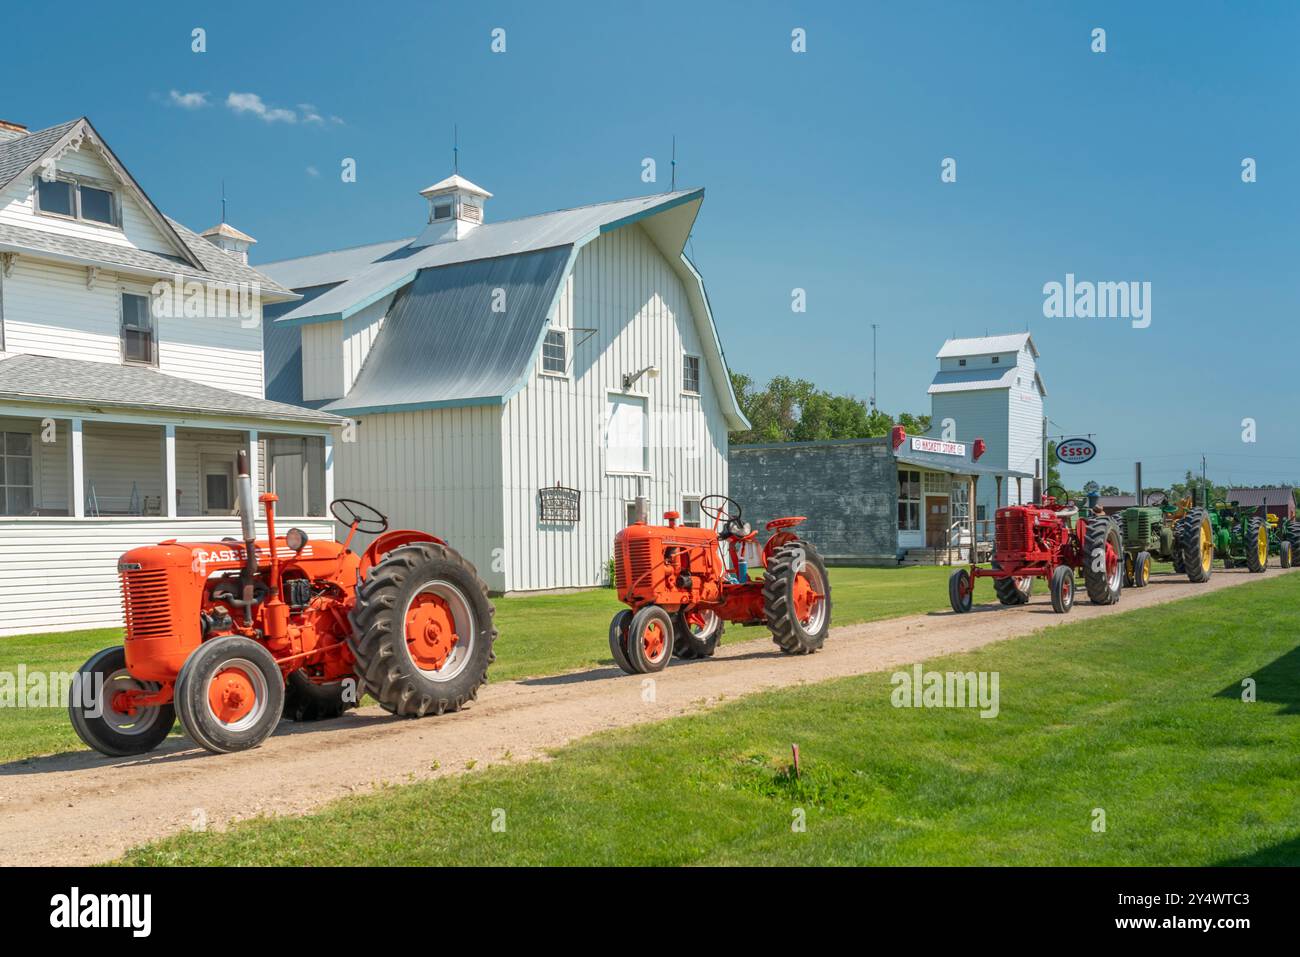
[[69, 646, 176, 757], [1083, 517, 1123, 605], [281, 671, 357, 722], [174, 636, 284, 754], [949, 568, 973, 613], [1049, 566, 1075, 613], [1132, 551, 1152, 588], [991, 561, 1033, 605], [624, 605, 674, 673], [764, 542, 832, 654], [349, 542, 496, 717], [1288, 520, 1300, 554], [1282, 540, 1293, 569], [1244, 516, 1268, 573], [674, 606, 723, 659], [608, 610, 634, 674]]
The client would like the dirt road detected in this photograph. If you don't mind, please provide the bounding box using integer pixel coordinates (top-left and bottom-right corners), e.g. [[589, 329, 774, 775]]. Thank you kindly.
[[2, 566, 1290, 866]]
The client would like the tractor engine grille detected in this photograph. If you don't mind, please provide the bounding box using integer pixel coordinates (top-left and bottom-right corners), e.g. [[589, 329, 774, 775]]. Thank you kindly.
[[626, 540, 654, 591], [120, 569, 172, 642], [995, 510, 1034, 557]]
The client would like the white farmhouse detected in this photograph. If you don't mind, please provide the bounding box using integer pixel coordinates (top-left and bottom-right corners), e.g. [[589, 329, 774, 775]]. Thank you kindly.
[[0, 117, 339, 637], [261, 175, 748, 592], [927, 333, 1046, 524]]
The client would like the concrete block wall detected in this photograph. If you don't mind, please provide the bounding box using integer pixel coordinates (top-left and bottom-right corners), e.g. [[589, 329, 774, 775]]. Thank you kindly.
[[728, 440, 897, 565]]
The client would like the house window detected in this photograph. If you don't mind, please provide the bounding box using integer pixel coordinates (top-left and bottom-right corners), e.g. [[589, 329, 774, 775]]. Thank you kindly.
[[432, 202, 452, 222], [682, 495, 702, 527], [34, 175, 118, 226], [682, 355, 701, 394], [542, 329, 567, 375], [898, 469, 921, 531], [1, 431, 34, 516], [606, 394, 647, 473], [120, 292, 155, 365]]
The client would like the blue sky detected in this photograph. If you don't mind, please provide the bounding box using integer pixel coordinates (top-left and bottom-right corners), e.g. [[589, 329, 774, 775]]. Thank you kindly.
[[3, 0, 1297, 491]]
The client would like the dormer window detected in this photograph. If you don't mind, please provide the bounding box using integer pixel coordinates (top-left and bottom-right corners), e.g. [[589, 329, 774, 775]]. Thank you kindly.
[[34, 175, 119, 227], [958, 359, 966, 367], [991, 355, 1000, 364], [431, 202, 452, 222]]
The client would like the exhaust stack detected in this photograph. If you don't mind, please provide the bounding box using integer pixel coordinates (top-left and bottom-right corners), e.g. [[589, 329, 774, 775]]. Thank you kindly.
[[236, 451, 257, 543]]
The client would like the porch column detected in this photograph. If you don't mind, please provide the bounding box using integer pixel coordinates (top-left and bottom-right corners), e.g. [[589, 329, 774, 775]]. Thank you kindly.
[[163, 424, 178, 518], [247, 429, 259, 496], [70, 418, 85, 518], [324, 431, 335, 514]]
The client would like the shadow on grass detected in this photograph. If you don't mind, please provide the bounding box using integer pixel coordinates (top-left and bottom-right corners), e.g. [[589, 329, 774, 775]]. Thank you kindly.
[[1216, 833, 1300, 866], [1215, 644, 1300, 715]]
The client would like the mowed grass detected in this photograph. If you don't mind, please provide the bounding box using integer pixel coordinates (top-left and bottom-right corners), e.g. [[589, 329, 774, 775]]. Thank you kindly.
[[0, 565, 951, 763], [121, 574, 1300, 866]]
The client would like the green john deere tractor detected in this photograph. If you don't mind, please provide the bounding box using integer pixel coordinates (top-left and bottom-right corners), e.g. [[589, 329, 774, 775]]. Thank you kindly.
[[1209, 501, 1268, 573], [1116, 492, 1214, 586], [1265, 511, 1299, 568]]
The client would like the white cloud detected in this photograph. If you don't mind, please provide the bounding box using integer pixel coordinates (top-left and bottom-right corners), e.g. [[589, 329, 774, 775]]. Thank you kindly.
[[299, 104, 325, 125], [226, 92, 297, 124], [306, 166, 320, 177], [168, 90, 209, 110]]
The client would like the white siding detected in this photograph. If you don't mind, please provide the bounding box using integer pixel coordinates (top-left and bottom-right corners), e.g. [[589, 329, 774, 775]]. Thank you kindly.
[[0, 138, 175, 254], [301, 321, 344, 400], [930, 389, 1011, 517], [0, 517, 335, 637], [0, 257, 266, 398], [331, 406, 506, 590], [499, 224, 729, 592], [343, 294, 390, 391], [1007, 344, 1044, 493]]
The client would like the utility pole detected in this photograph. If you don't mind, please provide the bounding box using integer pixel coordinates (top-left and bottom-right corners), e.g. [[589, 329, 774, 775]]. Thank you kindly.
[[870, 323, 878, 411]]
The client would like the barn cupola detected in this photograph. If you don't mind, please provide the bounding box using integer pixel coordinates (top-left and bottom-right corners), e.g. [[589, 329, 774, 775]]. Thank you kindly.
[[199, 222, 257, 264], [413, 174, 492, 247]]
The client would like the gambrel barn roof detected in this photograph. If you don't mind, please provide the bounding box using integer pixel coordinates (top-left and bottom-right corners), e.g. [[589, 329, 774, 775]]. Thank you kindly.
[[260, 188, 749, 428]]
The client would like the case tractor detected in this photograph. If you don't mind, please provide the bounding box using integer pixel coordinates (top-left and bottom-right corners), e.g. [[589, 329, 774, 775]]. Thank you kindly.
[[1116, 492, 1215, 586], [608, 495, 831, 674], [69, 452, 497, 757], [948, 486, 1124, 615]]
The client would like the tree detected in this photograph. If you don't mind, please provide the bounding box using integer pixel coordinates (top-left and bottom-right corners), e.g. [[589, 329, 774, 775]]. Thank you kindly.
[[729, 371, 930, 444]]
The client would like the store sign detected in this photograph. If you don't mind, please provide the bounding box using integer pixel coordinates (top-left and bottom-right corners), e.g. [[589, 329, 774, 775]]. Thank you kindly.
[[911, 437, 966, 456], [1056, 437, 1096, 465]]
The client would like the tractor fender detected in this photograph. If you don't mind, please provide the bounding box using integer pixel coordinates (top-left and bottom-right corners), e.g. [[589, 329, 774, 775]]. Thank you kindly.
[[359, 530, 447, 580]]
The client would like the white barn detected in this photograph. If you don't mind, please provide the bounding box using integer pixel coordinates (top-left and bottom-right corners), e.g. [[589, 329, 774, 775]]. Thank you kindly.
[[261, 176, 748, 593], [927, 333, 1046, 524]]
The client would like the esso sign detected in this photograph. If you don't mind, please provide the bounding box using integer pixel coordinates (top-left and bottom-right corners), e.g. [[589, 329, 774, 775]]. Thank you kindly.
[[1057, 438, 1096, 465]]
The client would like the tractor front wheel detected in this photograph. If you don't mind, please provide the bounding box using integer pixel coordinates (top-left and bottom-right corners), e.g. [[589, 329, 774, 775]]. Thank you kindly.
[[674, 606, 723, 660], [608, 610, 634, 674], [1132, 551, 1152, 588], [624, 605, 675, 673], [1049, 566, 1075, 613], [1083, 517, 1123, 605], [1244, 517, 1268, 573], [174, 636, 284, 754], [949, 568, 973, 613], [282, 671, 357, 722], [69, 646, 175, 757], [349, 542, 496, 717], [1281, 540, 1293, 569], [991, 561, 1032, 605], [764, 542, 832, 653]]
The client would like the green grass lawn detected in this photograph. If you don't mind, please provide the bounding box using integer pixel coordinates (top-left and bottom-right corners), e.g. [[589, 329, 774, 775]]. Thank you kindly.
[[120, 573, 1300, 866], [0, 565, 952, 763]]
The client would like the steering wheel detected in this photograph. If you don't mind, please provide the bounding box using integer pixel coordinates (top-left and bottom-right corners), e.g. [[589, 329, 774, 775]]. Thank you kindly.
[[1044, 484, 1069, 504], [699, 494, 742, 527], [1145, 490, 1168, 507], [330, 498, 389, 535]]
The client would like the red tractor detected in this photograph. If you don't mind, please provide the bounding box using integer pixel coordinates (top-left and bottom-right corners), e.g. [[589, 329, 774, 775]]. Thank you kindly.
[[608, 495, 831, 673], [948, 486, 1123, 615], [69, 452, 496, 756]]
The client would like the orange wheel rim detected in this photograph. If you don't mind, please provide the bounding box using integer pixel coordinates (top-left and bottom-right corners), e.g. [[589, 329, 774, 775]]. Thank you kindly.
[[643, 621, 667, 661], [208, 667, 257, 724], [406, 593, 459, 672]]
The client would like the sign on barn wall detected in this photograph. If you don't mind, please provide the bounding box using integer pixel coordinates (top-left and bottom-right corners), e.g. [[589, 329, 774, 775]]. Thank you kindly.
[[538, 485, 581, 523], [1056, 437, 1097, 465]]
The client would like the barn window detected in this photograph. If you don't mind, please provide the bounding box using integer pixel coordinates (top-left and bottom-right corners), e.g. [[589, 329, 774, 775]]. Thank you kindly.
[[606, 394, 647, 473], [120, 292, 156, 365], [0, 431, 34, 516], [682, 355, 701, 394], [898, 469, 921, 531], [991, 355, 1000, 364], [682, 495, 702, 527], [542, 329, 567, 375], [958, 358, 966, 367], [431, 202, 452, 222]]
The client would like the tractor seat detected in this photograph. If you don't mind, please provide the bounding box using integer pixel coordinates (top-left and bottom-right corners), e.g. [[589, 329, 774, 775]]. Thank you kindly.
[[1055, 505, 1079, 519], [766, 516, 807, 531]]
